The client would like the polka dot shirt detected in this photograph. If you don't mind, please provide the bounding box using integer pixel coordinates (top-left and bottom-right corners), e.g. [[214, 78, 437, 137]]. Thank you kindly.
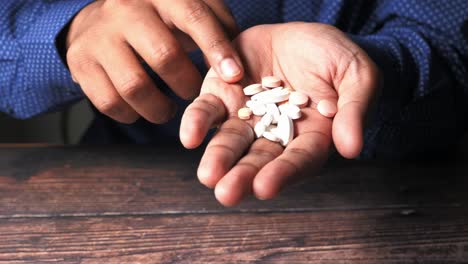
[[1, 0, 467, 158]]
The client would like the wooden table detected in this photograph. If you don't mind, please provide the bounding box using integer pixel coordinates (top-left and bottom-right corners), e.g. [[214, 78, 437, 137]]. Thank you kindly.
[[0, 145, 467, 263]]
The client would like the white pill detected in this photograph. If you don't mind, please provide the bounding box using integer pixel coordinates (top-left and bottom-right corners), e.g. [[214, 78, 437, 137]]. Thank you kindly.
[[289, 92, 309, 108], [254, 122, 267, 138], [265, 125, 277, 132], [255, 89, 290, 104], [277, 114, 294, 146], [283, 87, 295, 93], [247, 100, 263, 109], [238, 107, 252, 120], [243, 83, 264, 96], [317, 100, 338, 118], [285, 104, 302, 120], [252, 104, 267, 116], [251, 89, 272, 101], [271, 87, 284, 92], [269, 127, 281, 137], [251, 87, 287, 101], [262, 76, 283, 88], [278, 103, 289, 115], [278, 103, 301, 119], [263, 131, 280, 142], [266, 104, 281, 124], [260, 113, 274, 126]]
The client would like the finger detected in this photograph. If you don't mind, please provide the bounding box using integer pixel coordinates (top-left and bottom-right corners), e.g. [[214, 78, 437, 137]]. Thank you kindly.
[[253, 109, 332, 200], [200, 75, 247, 114], [333, 102, 365, 159], [70, 59, 139, 124], [157, 0, 244, 82], [96, 39, 177, 124], [203, 0, 240, 39], [180, 93, 227, 149], [334, 52, 379, 158], [214, 139, 284, 207], [124, 9, 202, 100], [197, 119, 254, 189]]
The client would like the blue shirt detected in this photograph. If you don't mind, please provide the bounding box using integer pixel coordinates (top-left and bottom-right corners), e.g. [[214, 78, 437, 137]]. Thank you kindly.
[[1, 0, 467, 158]]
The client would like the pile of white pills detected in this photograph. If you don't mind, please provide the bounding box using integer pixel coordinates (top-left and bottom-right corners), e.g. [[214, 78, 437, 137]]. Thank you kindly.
[[238, 76, 309, 147]]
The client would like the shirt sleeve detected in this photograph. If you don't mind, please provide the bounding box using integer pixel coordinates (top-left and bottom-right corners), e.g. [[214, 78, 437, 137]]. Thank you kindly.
[[0, 0, 94, 119], [224, 0, 283, 31], [348, 0, 468, 158]]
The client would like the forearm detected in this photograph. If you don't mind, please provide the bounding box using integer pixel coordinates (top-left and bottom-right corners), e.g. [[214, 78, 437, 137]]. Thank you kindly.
[[0, 0, 93, 119]]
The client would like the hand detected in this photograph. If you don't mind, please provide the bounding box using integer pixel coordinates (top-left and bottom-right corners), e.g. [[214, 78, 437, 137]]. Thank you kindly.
[[66, 0, 243, 124], [180, 23, 380, 206]]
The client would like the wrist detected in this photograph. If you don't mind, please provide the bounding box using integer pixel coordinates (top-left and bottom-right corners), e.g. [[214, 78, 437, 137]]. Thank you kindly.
[[65, 1, 100, 50]]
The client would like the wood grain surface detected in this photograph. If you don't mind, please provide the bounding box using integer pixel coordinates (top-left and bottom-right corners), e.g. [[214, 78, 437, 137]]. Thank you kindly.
[[0, 146, 467, 263]]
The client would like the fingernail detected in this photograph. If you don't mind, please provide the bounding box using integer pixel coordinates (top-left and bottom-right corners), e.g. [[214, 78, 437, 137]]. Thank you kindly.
[[219, 58, 241, 78]]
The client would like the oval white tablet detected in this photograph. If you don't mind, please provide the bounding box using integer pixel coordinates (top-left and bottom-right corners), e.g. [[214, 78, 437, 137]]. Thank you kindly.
[[266, 103, 281, 124], [251, 89, 273, 101], [255, 90, 290, 104], [252, 104, 267, 116], [285, 104, 302, 120], [277, 114, 294, 146], [260, 113, 274, 126], [263, 131, 280, 142], [243, 84, 264, 96], [269, 127, 281, 137], [254, 122, 267, 138], [247, 100, 263, 110], [278, 103, 289, 115], [271, 87, 284, 92]]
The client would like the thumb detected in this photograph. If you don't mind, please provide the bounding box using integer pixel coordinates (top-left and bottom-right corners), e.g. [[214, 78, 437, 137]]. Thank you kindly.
[[332, 53, 380, 159]]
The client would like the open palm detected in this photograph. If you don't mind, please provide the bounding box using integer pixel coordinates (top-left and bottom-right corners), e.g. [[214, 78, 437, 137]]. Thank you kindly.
[[180, 23, 379, 206]]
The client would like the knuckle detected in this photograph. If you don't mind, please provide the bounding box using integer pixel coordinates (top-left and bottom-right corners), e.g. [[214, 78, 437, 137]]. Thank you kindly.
[[195, 96, 221, 113], [66, 43, 82, 61], [102, 0, 138, 19], [104, 0, 134, 9], [96, 99, 121, 116], [67, 46, 97, 73], [218, 124, 253, 144], [287, 147, 314, 158], [119, 112, 139, 124], [184, 1, 210, 25], [219, 126, 245, 138], [352, 51, 380, 90], [249, 149, 277, 160], [117, 73, 148, 100], [207, 38, 229, 51], [236, 162, 261, 172], [277, 158, 300, 175], [150, 44, 180, 73]]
